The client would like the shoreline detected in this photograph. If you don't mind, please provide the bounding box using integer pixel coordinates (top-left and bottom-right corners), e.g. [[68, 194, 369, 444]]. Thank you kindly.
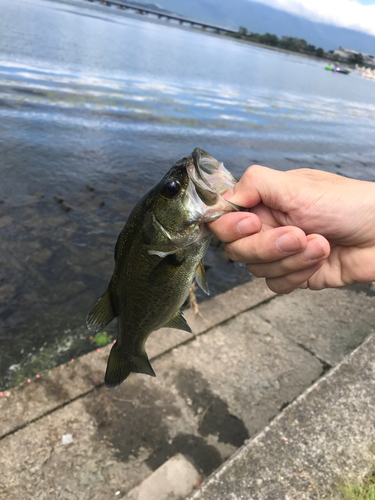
[[1, 152, 374, 391], [47, 0, 337, 67], [1, 0, 374, 392]]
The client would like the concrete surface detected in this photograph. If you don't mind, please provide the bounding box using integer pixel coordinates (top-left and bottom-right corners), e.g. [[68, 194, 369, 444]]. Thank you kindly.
[[124, 454, 201, 500], [188, 333, 375, 500], [0, 279, 274, 439], [0, 279, 374, 500], [256, 282, 375, 366]]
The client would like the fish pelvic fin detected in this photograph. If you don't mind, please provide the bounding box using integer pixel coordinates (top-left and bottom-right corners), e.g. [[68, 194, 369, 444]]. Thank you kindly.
[[86, 288, 116, 333], [104, 343, 156, 388], [164, 310, 192, 333], [195, 260, 209, 295]]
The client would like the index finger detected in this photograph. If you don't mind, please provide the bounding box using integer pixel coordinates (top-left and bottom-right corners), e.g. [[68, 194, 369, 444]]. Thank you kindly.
[[224, 226, 308, 264], [207, 212, 261, 243]]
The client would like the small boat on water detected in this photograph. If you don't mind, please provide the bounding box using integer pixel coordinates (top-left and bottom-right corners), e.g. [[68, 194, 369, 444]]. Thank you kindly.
[[325, 65, 350, 75]]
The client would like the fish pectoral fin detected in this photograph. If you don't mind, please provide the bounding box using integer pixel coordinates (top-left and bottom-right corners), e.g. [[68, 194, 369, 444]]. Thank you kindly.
[[148, 249, 177, 257], [164, 310, 192, 334], [147, 252, 186, 286], [105, 343, 156, 388], [86, 289, 115, 333], [195, 260, 210, 295]]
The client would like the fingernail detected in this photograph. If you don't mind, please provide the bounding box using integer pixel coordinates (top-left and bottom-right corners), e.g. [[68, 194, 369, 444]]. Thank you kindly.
[[276, 233, 302, 253], [223, 188, 234, 200], [300, 239, 325, 261], [237, 218, 254, 235]]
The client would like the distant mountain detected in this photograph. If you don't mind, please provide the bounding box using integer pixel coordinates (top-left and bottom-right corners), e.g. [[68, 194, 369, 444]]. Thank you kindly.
[[124, 1, 175, 14], [134, 0, 375, 54]]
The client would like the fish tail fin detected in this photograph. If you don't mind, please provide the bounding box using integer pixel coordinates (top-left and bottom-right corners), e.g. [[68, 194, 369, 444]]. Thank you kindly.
[[104, 343, 156, 388]]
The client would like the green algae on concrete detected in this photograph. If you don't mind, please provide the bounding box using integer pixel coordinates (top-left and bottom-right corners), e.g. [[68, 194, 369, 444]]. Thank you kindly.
[[336, 468, 375, 500]]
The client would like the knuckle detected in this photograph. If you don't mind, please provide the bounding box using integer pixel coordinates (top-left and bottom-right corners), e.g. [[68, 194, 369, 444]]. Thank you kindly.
[[245, 164, 262, 180], [244, 165, 254, 177], [246, 241, 260, 261]]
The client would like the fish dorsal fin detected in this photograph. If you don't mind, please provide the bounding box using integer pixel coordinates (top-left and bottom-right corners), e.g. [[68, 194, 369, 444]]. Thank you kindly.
[[86, 289, 115, 333], [105, 343, 156, 388], [195, 261, 210, 295], [164, 311, 192, 334]]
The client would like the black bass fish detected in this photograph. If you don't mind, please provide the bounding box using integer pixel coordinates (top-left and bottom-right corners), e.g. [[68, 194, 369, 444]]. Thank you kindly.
[[87, 147, 241, 387]]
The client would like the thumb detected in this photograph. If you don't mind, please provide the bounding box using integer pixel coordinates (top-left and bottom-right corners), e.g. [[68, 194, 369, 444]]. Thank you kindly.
[[227, 165, 292, 210]]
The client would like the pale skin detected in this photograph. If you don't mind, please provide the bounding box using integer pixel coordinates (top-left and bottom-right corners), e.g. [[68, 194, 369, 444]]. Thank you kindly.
[[207, 166, 375, 294]]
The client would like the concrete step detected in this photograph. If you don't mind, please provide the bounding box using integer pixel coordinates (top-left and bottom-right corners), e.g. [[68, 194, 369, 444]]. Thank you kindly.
[[0, 280, 374, 499], [188, 333, 375, 500]]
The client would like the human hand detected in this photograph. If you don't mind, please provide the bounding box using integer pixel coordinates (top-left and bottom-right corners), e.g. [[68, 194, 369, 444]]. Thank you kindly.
[[208, 166, 375, 293]]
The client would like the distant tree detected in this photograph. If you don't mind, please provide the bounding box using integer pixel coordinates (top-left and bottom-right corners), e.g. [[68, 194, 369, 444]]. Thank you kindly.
[[279, 36, 294, 50], [278, 36, 306, 52], [259, 33, 279, 46], [248, 32, 260, 42], [349, 52, 364, 65], [295, 38, 308, 52], [238, 26, 249, 37], [229, 26, 335, 61]]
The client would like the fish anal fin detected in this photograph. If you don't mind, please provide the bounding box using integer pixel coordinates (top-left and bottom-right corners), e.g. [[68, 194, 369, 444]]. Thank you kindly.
[[195, 261, 210, 295], [104, 343, 156, 388], [86, 289, 115, 333], [164, 311, 192, 334]]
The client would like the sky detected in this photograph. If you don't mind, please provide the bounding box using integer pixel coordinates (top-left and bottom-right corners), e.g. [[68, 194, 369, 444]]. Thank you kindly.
[[251, 0, 375, 36]]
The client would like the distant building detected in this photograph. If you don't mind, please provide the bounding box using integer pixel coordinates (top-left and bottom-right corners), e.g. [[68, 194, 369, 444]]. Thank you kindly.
[[333, 48, 350, 61], [333, 46, 375, 65], [364, 53, 375, 65]]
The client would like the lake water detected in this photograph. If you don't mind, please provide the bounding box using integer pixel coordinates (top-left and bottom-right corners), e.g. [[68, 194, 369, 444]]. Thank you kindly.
[[1, 0, 375, 389]]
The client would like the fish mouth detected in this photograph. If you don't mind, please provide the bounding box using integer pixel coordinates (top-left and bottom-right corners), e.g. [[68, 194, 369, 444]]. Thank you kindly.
[[185, 147, 243, 222], [191, 147, 239, 196]]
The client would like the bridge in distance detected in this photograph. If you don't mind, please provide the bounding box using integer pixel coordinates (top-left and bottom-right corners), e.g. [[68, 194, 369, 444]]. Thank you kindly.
[[85, 0, 238, 34]]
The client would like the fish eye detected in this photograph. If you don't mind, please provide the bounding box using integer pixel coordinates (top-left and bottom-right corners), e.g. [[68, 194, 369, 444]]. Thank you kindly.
[[162, 180, 181, 198]]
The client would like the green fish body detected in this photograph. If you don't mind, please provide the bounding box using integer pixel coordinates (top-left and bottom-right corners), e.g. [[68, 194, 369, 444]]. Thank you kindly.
[[87, 147, 240, 387]]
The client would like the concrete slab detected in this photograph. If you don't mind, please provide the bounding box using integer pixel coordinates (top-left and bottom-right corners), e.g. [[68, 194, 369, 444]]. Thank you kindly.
[[188, 333, 375, 500], [256, 283, 375, 366], [0, 279, 275, 439], [0, 308, 322, 500], [0, 395, 152, 500], [151, 311, 323, 440]]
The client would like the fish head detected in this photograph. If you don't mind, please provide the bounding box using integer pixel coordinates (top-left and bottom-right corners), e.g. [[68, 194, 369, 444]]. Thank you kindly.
[[148, 147, 242, 254]]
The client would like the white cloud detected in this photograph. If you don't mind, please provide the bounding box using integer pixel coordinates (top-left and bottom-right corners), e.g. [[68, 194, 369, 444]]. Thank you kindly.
[[251, 0, 375, 36]]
